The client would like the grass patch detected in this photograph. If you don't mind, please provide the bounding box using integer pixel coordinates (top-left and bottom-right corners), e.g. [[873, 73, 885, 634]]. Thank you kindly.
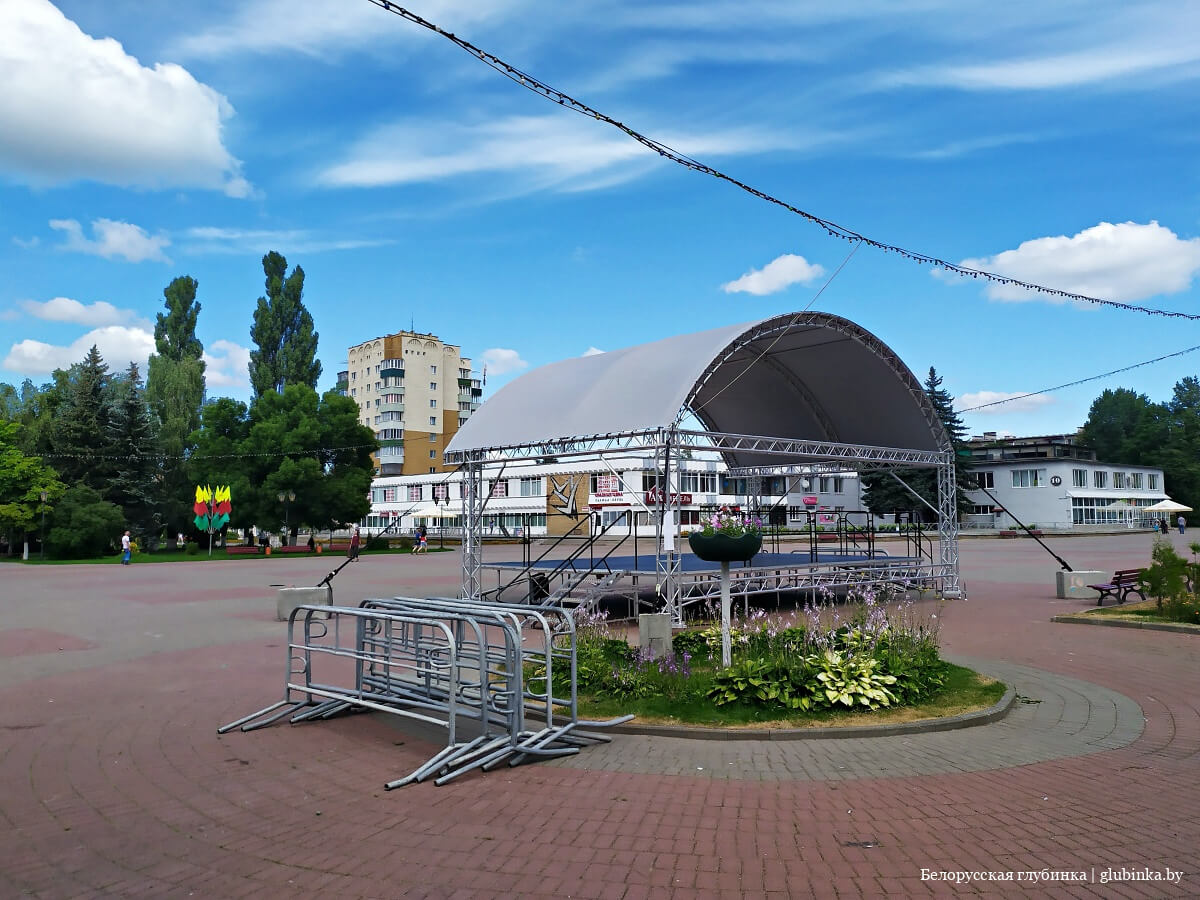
[[1072, 599, 1200, 627], [576, 662, 1004, 729]]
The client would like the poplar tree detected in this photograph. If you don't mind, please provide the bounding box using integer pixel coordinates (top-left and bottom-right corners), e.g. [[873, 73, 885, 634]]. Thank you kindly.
[[248, 251, 321, 399]]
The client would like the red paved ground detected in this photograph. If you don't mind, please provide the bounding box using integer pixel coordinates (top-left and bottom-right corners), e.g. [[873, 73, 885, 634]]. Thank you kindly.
[[0, 535, 1196, 898]]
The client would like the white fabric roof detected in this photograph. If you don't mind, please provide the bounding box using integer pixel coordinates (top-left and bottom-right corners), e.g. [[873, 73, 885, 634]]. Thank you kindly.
[[448, 312, 947, 467]]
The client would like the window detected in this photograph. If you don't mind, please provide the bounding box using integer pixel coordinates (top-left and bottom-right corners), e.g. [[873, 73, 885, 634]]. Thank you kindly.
[[429, 433, 437, 442], [680, 510, 701, 526], [429, 416, 437, 426], [351, 387, 356, 396], [1093, 471, 1107, 489], [375, 382, 381, 391], [433, 484, 448, 502], [976, 472, 994, 489], [590, 474, 624, 495], [490, 480, 508, 498], [429, 450, 436, 459], [1130, 472, 1143, 489], [408, 486, 422, 502], [429, 467, 436, 474], [430, 382, 437, 390], [720, 476, 748, 495], [429, 399, 437, 408], [519, 477, 542, 496], [1072, 469, 1087, 488], [383, 487, 396, 502], [1149, 474, 1159, 490], [1011, 468, 1046, 488], [1113, 471, 1126, 489], [679, 472, 718, 493], [351, 372, 356, 381], [819, 476, 844, 493], [642, 473, 662, 491], [430, 365, 437, 374]]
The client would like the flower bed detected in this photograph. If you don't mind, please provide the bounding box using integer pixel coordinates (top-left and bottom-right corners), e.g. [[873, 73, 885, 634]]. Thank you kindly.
[[546, 590, 960, 725]]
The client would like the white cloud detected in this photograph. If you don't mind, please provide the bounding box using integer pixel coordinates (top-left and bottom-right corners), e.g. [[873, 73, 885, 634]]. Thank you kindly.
[[317, 113, 798, 195], [12, 235, 39, 249], [172, 0, 516, 59], [0, 0, 248, 196], [50, 218, 171, 263], [202, 339, 252, 389], [885, 42, 1200, 91], [955, 221, 1200, 304], [181, 226, 393, 256], [18, 296, 147, 328], [480, 348, 528, 376], [582, 347, 605, 356], [958, 391, 1055, 414], [721, 254, 826, 296], [3, 325, 154, 375]]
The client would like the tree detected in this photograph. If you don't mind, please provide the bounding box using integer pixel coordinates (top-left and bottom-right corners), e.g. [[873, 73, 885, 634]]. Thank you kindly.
[[188, 398, 253, 539], [45, 484, 125, 559], [50, 346, 116, 491], [861, 367, 974, 521], [0, 421, 65, 556], [154, 276, 205, 361], [146, 275, 208, 536], [248, 251, 321, 398], [1160, 377, 1200, 509], [106, 363, 161, 545], [1079, 388, 1163, 466]]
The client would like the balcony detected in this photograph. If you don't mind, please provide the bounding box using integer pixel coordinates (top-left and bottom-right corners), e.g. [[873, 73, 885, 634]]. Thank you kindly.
[[376, 427, 404, 441], [380, 358, 404, 378], [379, 400, 404, 414]]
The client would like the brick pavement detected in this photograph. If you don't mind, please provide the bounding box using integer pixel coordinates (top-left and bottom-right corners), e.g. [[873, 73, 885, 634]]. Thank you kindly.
[[0, 535, 1197, 898]]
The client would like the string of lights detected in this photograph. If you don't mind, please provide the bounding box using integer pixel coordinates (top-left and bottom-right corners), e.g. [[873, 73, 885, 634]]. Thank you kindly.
[[367, 0, 1200, 322], [36, 444, 378, 462], [960, 343, 1200, 412]]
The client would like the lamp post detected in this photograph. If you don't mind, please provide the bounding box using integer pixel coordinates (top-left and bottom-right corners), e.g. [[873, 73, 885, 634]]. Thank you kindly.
[[39, 490, 47, 561], [278, 490, 295, 542]]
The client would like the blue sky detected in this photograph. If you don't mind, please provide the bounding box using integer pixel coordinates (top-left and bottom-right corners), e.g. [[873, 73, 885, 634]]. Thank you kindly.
[[3, 0, 1200, 438]]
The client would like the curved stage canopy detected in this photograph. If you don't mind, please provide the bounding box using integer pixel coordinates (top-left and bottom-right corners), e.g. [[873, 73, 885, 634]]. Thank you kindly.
[[447, 311, 949, 467]]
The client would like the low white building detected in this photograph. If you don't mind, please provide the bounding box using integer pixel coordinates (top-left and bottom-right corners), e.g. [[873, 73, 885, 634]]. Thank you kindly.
[[963, 433, 1169, 530], [364, 455, 866, 537]]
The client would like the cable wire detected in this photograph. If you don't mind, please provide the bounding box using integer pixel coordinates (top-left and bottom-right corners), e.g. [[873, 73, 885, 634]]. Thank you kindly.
[[960, 343, 1200, 412], [367, 0, 1200, 322]]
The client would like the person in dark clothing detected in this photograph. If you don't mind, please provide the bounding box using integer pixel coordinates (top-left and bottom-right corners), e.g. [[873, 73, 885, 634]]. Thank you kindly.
[[349, 527, 361, 559]]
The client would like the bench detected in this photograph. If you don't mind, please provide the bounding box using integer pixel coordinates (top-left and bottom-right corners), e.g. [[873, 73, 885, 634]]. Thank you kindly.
[[278, 545, 313, 554], [1088, 568, 1145, 606], [226, 545, 261, 556], [327, 543, 351, 552]]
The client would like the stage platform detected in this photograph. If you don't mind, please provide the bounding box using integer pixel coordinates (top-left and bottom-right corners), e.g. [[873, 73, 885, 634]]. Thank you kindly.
[[492, 550, 906, 576]]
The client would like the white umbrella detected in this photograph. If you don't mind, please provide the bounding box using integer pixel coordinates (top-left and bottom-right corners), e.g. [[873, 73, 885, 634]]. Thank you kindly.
[[1144, 499, 1192, 513]]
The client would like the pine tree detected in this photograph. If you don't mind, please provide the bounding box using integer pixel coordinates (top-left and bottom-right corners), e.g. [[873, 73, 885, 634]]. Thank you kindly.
[[248, 251, 321, 398], [51, 345, 116, 490], [106, 363, 161, 543]]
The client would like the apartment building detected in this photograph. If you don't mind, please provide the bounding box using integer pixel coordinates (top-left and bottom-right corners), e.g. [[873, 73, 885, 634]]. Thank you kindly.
[[337, 331, 482, 476]]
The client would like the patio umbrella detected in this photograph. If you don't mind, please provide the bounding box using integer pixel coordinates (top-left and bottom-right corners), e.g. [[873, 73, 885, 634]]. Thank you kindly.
[[1144, 499, 1193, 513]]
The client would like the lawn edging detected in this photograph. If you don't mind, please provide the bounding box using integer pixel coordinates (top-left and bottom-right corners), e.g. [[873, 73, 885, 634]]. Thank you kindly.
[[586, 682, 1016, 742], [1051, 613, 1200, 635]]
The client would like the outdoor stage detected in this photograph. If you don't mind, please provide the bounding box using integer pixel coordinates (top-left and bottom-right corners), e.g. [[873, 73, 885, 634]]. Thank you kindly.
[[481, 548, 948, 618]]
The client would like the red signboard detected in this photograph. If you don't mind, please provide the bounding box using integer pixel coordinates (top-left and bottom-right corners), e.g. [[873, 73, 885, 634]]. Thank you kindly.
[[644, 487, 693, 506], [594, 475, 622, 498], [802, 495, 818, 506]]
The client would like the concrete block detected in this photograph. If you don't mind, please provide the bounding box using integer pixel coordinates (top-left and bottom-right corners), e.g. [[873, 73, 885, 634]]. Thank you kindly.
[[638, 612, 672, 658], [277, 585, 333, 621], [1056, 569, 1104, 600]]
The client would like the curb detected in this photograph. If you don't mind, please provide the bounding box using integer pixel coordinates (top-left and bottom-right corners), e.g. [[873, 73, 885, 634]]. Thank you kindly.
[[1051, 614, 1200, 635], [593, 682, 1016, 742]]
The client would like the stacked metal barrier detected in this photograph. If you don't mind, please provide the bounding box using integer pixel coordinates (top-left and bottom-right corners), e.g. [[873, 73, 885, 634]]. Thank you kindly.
[[218, 596, 631, 788]]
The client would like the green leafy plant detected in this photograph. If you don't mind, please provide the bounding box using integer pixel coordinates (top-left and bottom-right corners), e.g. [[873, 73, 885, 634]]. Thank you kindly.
[[672, 629, 709, 657], [185, 541, 199, 556], [812, 649, 898, 709]]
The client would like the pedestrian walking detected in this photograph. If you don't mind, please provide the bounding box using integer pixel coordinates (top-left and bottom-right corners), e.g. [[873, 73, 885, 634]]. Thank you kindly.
[[1160, 518, 1169, 535], [348, 527, 361, 560], [1178, 515, 1187, 535], [120, 530, 131, 565], [414, 524, 428, 554]]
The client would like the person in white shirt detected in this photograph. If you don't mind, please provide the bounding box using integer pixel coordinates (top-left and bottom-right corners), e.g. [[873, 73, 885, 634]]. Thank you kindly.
[[121, 531, 131, 565]]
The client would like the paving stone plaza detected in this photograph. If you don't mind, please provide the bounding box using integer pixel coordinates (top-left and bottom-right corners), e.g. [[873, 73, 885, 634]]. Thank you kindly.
[[1, 534, 1196, 898]]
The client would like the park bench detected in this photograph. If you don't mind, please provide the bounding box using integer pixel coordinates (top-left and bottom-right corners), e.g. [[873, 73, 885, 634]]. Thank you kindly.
[[278, 545, 313, 554], [1088, 568, 1146, 606], [226, 545, 261, 556]]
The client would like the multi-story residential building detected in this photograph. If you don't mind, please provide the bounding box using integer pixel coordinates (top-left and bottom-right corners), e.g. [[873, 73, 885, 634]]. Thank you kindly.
[[338, 331, 482, 476], [962, 432, 1169, 529]]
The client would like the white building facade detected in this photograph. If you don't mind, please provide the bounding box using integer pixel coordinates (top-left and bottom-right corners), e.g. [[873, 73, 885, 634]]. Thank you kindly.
[[963, 434, 1168, 530]]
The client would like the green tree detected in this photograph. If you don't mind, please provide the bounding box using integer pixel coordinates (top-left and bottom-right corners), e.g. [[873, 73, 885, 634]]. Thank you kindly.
[[0, 421, 66, 556], [1079, 388, 1164, 465], [146, 275, 208, 536], [50, 346, 117, 491], [861, 367, 973, 521], [248, 251, 321, 398], [154, 276, 205, 361], [1160, 377, 1200, 509], [45, 484, 125, 560], [106, 363, 161, 545], [188, 397, 253, 539]]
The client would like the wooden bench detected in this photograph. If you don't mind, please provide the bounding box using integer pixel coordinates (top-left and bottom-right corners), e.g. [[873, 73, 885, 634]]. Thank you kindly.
[[327, 543, 351, 553], [226, 545, 261, 556], [1088, 568, 1145, 606], [277, 545, 313, 554]]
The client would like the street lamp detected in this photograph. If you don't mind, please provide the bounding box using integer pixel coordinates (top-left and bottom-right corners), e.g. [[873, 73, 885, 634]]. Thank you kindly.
[[39, 490, 47, 561], [277, 490, 295, 540]]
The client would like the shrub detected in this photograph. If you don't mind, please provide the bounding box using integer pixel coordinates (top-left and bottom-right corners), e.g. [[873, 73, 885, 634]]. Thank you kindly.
[[396, 535, 414, 551], [45, 485, 125, 559], [365, 534, 389, 551], [185, 541, 200, 556], [672, 629, 709, 657]]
